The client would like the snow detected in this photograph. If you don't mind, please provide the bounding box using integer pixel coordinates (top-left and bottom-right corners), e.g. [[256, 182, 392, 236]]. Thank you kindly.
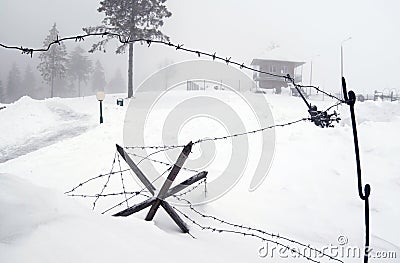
[[0, 92, 399, 263]]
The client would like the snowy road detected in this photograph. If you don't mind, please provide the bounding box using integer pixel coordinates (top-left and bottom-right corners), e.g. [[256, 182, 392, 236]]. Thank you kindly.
[[0, 97, 95, 163]]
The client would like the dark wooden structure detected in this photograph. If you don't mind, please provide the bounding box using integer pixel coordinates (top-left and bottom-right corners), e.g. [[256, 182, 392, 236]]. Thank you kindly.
[[113, 142, 207, 233], [251, 58, 305, 93]]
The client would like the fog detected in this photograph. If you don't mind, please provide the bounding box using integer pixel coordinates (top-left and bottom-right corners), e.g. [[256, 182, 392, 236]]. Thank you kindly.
[[1, 0, 399, 98]]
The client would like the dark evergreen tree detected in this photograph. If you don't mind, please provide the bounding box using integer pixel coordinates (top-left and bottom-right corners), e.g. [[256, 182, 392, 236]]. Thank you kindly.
[[67, 46, 92, 97], [6, 64, 23, 102], [22, 65, 36, 98], [83, 0, 172, 98], [91, 60, 106, 92], [37, 23, 68, 98], [0, 79, 4, 103], [107, 68, 125, 93]]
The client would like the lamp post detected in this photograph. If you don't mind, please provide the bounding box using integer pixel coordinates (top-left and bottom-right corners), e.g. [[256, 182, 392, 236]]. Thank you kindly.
[[341, 37, 352, 98], [96, 91, 105, 124], [309, 54, 319, 96], [309, 54, 320, 84]]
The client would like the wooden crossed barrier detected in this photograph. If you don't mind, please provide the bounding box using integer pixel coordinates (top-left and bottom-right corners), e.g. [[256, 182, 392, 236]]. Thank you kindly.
[[113, 142, 207, 233]]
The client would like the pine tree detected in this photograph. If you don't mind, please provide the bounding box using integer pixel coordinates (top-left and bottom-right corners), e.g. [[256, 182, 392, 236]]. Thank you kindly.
[[22, 65, 36, 98], [67, 46, 92, 97], [91, 60, 106, 92], [108, 68, 125, 93], [83, 0, 172, 98], [37, 23, 68, 98], [6, 64, 23, 102]]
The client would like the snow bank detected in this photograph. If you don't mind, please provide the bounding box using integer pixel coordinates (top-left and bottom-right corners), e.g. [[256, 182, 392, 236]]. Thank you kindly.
[[0, 93, 399, 263], [340, 100, 400, 125]]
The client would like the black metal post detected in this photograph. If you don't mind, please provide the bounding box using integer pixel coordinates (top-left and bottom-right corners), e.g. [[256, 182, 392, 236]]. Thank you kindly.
[[99, 100, 103, 124], [342, 77, 371, 263]]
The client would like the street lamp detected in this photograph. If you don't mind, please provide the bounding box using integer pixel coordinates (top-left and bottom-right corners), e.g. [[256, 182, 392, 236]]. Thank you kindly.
[[341, 37, 352, 98], [96, 91, 105, 124], [309, 54, 319, 96], [309, 54, 320, 86]]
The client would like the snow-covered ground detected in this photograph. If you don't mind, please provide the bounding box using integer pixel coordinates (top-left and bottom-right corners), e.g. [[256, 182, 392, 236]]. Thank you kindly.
[[0, 92, 399, 263]]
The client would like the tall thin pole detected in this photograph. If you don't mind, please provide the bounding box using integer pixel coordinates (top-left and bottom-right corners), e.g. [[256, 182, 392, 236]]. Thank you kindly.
[[340, 37, 352, 99], [340, 45, 344, 78], [99, 100, 103, 124]]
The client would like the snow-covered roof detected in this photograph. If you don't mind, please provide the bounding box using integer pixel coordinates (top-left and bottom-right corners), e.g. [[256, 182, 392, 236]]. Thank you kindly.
[[251, 47, 305, 66]]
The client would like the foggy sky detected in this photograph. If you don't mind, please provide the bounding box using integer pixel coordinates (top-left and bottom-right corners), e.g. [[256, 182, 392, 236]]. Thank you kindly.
[[1, 0, 399, 95]]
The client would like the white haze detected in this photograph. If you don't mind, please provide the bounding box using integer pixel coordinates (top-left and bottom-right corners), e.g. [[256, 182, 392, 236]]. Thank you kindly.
[[0, 0, 399, 95]]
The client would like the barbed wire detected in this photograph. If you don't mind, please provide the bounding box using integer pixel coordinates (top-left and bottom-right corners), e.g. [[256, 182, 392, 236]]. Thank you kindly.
[[17, 30, 365, 262], [0, 31, 344, 105], [193, 117, 310, 145], [171, 204, 340, 263], [124, 117, 311, 151], [117, 153, 129, 208], [172, 195, 343, 263], [64, 168, 131, 195], [173, 178, 207, 198], [92, 151, 117, 209], [125, 151, 200, 173], [67, 191, 148, 198], [101, 167, 171, 215]]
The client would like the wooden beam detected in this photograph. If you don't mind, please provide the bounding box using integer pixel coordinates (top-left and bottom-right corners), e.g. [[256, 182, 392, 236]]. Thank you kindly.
[[165, 171, 207, 198], [116, 144, 156, 195], [145, 142, 193, 221], [161, 201, 189, 233], [113, 197, 156, 217]]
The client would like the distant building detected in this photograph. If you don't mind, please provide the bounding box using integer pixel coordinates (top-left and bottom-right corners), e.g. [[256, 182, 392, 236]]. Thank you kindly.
[[251, 48, 305, 93]]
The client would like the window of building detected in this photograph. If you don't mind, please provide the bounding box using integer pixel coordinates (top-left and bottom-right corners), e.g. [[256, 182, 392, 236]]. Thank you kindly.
[[281, 66, 289, 74], [269, 65, 277, 73]]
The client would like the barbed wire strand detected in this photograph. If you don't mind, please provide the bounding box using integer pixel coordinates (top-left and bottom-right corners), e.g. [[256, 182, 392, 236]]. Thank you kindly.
[[124, 117, 311, 151], [172, 204, 334, 263], [117, 153, 129, 208], [126, 151, 200, 173], [0, 32, 344, 103], [101, 166, 172, 215], [173, 178, 207, 198], [92, 151, 118, 209], [173, 195, 342, 263], [64, 168, 131, 194], [68, 191, 148, 198], [193, 117, 310, 145]]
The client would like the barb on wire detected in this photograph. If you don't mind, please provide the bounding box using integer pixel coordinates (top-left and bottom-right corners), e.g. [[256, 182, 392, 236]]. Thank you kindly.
[[297, 84, 344, 103], [173, 195, 343, 263]]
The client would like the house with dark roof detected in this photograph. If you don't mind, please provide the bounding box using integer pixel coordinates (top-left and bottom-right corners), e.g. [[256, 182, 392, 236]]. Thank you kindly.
[[251, 48, 305, 93]]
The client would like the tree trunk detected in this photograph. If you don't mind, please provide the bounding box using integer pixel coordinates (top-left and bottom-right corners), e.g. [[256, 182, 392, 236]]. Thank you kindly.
[[51, 48, 55, 98], [78, 80, 81, 97], [51, 71, 54, 98], [128, 42, 134, 98]]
